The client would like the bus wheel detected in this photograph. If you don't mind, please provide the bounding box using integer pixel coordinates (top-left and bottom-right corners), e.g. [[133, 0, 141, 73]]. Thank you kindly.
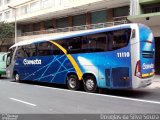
[[15, 73, 20, 82], [84, 75, 97, 93], [67, 75, 80, 91]]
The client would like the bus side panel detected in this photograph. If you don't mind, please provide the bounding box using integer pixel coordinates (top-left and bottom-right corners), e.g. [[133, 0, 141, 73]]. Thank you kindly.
[[109, 47, 132, 89], [14, 55, 75, 84], [75, 46, 132, 89], [74, 54, 99, 86]]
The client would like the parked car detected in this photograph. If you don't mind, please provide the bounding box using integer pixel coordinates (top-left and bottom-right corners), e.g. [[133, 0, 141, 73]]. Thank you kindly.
[[0, 52, 7, 78]]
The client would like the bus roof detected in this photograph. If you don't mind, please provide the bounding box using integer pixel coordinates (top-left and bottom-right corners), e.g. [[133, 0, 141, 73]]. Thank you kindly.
[[10, 23, 138, 49]]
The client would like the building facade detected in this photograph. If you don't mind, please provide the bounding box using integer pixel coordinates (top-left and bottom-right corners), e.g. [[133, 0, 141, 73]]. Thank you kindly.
[[128, 0, 160, 74], [0, 0, 130, 49], [1, 0, 160, 74]]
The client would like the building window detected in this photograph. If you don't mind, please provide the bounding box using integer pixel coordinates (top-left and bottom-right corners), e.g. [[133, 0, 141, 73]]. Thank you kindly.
[[55, 0, 61, 6], [4, 0, 10, 4], [91, 10, 107, 24], [73, 14, 86, 26], [22, 24, 31, 33], [33, 22, 40, 31], [142, 3, 160, 14], [56, 17, 68, 28], [4, 11, 10, 19], [21, 5, 29, 14], [113, 6, 129, 17], [44, 20, 54, 29], [30, 1, 40, 12], [0, 0, 2, 6], [41, 0, 52, 8]]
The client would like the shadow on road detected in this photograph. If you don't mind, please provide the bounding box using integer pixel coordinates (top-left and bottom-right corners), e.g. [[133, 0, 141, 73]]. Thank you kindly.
[[10, 80, 155, 100], [101, 89, 153, 98]]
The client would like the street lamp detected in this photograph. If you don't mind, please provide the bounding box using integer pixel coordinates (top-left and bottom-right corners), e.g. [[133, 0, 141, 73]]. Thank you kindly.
[[8, 6, 17, 43]]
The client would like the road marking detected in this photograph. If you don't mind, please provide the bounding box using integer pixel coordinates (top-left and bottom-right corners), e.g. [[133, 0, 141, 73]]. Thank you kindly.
[[9, 82, 160, 105], [34, 85, 160, 105], [10, 98, 37, 107]]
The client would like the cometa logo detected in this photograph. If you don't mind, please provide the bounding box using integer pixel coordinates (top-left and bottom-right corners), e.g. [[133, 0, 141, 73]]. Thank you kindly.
[[23, 59, 42, 65], [142, 63, 154, 70]]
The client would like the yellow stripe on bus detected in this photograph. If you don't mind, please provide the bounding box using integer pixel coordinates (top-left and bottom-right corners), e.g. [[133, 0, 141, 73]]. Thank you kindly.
[[142, 72, 154, 78], [49, 41, 83, 80]]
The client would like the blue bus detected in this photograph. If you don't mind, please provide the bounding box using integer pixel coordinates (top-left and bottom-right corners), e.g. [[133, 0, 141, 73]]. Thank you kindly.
[[6, 23, 155, 92]]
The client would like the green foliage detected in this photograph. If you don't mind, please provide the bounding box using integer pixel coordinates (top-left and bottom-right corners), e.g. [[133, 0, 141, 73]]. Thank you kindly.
[[0, 21, 14, 45]]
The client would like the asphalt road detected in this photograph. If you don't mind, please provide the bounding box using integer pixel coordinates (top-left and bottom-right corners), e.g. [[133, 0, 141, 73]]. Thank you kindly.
[[0, 77, 160, 115]]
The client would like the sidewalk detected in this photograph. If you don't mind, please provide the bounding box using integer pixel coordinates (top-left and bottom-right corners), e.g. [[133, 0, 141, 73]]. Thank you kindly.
[[146, 75, 160, 89]]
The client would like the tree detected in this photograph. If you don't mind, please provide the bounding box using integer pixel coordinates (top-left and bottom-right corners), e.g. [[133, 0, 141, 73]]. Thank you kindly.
[[0, 22, 14, 51]]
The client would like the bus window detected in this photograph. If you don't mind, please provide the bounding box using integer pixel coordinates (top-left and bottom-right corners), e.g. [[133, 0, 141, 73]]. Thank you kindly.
[[109, 29, 131, 50], [82, 33, 107, 53], [24, 44, 37, 57], [67, 37, 82, 54], [37, 42, 54, 56], [52, 40, 64, 55], [96, 34, 107, 52], [15, 46, 28, 59]]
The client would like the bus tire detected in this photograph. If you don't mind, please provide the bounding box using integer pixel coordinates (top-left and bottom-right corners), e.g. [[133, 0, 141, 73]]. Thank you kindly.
[[67, 74, 80, 91], [15, 73, 20, 82], [83, 75, 98, 93]]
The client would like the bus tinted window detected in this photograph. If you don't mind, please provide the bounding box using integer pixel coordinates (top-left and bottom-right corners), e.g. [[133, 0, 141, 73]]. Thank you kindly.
[[53, 40, 65, 55], [24, 44, 36, 57], [37, 42, 54, 56], [66, 37, 82, 54], [14, 28, 131, 57], [111, 29, 131, 50], [82, 33, 107, 53], [16, 46, 29, 59]]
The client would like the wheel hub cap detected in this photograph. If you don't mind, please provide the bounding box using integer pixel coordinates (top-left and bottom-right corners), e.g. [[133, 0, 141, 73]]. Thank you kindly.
[[69, 78, 76, 88], [86, 79, 94, 90]]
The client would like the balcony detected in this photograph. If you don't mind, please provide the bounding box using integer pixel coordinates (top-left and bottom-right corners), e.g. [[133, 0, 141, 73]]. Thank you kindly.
[[17, 20, 127, 42], [21, 20, 127, 36]]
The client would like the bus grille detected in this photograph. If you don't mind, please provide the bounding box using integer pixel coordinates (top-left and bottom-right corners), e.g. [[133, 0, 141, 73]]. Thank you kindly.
[[105, 67, 131, 88]]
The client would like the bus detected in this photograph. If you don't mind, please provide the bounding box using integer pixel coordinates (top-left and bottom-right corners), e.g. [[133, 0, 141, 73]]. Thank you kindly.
[[0, 52, 7, 78], [6, 23, 155, 92]]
